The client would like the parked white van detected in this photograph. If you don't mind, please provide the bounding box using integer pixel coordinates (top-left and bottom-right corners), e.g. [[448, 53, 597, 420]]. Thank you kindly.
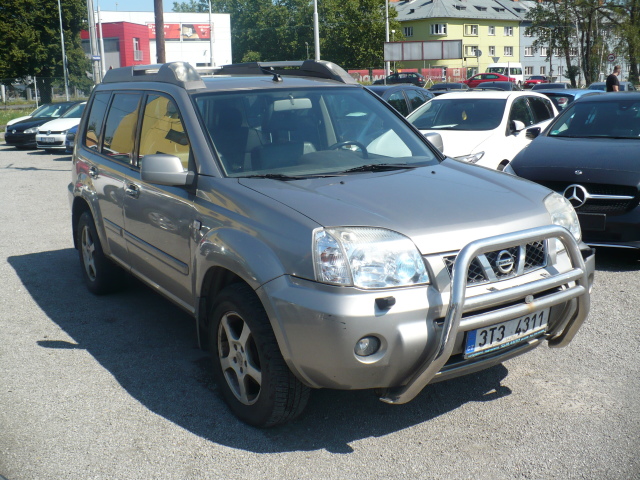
[[487, 63, 524, 87]]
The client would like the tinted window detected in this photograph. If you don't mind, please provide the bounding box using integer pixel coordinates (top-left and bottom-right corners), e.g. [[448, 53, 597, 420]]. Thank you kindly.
[[387, 91, 409, 116], [509, 97, 534, 126], [406, 90, 427, 111], [139, 94, 191, 169], [103, 93, 142, 163], [409, 98, 506, 131], [528, 96, 554, 123], [84, 93, 110, 150]]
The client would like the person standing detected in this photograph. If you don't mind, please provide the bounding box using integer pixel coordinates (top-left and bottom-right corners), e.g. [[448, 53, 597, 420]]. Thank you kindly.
[[606, 65, 621, 92]]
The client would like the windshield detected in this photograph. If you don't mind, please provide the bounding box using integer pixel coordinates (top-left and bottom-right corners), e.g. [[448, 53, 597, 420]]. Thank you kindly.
[[407, 98, 506, 131], [488, 67, 505, 75], [34, 103, 74, 118], [61, 103, 86, 118], [194, 87, 439, 178], [549, 99, 640, 139]]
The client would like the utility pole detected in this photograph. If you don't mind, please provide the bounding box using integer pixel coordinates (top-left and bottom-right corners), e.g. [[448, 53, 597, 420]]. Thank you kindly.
[[313, 0, 320, 60], [154, 0, 166, 63], [57, 0, 70, 99]]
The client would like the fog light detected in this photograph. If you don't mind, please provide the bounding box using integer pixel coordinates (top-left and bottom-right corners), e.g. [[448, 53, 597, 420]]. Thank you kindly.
[[355, 336, 381, 357]]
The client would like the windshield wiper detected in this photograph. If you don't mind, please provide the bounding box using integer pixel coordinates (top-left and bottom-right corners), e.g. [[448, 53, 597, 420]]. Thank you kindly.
[[339, 163, 418, 174], [243, 173, 343, 181]]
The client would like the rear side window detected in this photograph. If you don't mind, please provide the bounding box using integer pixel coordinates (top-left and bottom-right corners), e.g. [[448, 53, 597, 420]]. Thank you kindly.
[[406, 90, 427, 111], [84, 92, 110, 150], [139, 94, 191, 169], [387, 91, 409, 116], [509, 97, 534, 126], [528, 96, 554, 123], [102, 93, 142, 163]]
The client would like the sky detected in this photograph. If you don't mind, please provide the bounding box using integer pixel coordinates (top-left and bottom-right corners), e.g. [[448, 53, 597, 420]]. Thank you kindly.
[[96, 0, 178, 12]]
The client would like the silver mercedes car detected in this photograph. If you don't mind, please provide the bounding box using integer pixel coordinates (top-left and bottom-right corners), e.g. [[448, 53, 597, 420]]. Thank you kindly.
[[69, 61, 595, 427]]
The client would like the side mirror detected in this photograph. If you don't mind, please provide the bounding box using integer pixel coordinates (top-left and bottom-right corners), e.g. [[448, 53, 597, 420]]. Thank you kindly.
[[525, 127, 541, 139], [423, 132, 444, 153], [510, 120, 526, 134], [140, 154, 195, 186]]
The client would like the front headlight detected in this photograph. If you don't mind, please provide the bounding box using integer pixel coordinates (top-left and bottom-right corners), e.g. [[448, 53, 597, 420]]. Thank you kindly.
[[313, 227, 429, 289], [454, 151, 484, 164], [544, 192, 582, 249], [24, 127, 39, 134]]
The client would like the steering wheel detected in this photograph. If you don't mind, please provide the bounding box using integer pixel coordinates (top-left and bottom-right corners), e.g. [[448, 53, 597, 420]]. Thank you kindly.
[[328, 140, 369, 158]]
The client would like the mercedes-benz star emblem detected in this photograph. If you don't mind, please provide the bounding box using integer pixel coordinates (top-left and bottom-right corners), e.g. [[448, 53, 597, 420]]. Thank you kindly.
[[563, 184, 589, 208], [47, 130, 51, 135], [575, 170, 583, 175], [495, 250, 515, 274]]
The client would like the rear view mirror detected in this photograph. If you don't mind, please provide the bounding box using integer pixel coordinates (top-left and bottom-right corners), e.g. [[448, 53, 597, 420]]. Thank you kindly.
[[423, 132, 444, 152], [141, 154, 195, 186], [510, 120, 526, 133]]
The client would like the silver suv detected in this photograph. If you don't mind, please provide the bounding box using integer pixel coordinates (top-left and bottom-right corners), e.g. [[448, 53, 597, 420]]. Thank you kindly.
[[69, 61, 595, 427]]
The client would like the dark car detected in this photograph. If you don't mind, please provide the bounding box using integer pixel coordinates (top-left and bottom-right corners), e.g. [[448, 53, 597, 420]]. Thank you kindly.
[[65, 124, 78, 153], [5, 101, 80, 149], [531, 83, 570, 91], [507, 93, 640, 250], [366, 84, 434, 116], [472, 81, 522, 91], [428, 82, 469, 96], [587, 81, 637, 92], [535, 88, 604, 111], [372, 72, 426, 87]]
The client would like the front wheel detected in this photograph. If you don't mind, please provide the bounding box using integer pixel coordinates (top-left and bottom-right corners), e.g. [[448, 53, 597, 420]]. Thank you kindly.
[[209, 283, 310, 427]]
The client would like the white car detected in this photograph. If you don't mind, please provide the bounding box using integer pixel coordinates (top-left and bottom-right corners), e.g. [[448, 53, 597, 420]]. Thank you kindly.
[[5, 102, 78, 129], [406, 91, 558, 170], [35, 102, 86, 151]]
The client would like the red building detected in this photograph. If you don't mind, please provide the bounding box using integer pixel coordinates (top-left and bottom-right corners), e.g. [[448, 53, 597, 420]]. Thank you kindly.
[[81, 22, 150, 69]]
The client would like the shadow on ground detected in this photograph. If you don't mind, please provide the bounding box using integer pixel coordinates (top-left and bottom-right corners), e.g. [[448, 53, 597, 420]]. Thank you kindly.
[[10, 249, 515, 453]]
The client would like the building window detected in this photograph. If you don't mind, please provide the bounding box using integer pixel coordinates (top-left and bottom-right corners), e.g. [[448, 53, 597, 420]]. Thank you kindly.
[[525, 66, 533, 75], [488, 26, 495, 36], [524, 46, 534, 57], [570, 47, 578, 57], [504, 46, 513, 57], [557, 66, 564, 76], [465, 45, 479, 57], [404, 26, 413, 37], [524, 28, 533, 37], [539, 47, 548, 57], [489, 46, 495, 56], [133, 37, 143, 61], [464, 24, 478, 36], [504, 26, 513, 36], [540, 66, 546, 75], [431, 24, 447, 35]]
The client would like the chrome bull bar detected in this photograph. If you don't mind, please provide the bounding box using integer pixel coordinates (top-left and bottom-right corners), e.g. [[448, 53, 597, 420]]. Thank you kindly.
[[379, 225, 590, 405]]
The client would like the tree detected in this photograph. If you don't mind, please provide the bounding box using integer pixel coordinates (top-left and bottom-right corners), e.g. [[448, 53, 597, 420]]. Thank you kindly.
[[0, 0, 91, 103], [603, 0, 640, 84], [172, 0, 402, 69]]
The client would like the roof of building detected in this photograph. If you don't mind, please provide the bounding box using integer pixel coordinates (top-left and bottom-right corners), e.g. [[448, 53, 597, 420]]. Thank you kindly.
[[394, 0, 530, 22]]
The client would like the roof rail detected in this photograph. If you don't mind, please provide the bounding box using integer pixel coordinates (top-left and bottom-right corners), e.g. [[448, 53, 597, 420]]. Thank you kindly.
[[102, 62, 206, 89], [213, 60, 358, 85]]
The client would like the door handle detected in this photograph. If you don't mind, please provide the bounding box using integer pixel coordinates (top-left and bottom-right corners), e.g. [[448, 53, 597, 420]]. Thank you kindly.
[[125, 184, 140, 199]]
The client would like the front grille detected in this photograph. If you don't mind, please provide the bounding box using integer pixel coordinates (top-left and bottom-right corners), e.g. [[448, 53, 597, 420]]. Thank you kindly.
[[541, 182, 640, 215], [443, 240, 547, 286]]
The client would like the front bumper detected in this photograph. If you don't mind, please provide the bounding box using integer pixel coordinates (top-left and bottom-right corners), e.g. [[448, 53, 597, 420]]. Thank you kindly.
[[259, 225, 594, 402], [5, 133, 37, 148], [36, 133, 66, 150]]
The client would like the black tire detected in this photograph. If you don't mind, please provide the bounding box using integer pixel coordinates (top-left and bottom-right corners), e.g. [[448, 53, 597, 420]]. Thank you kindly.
[[76, 211, 124, 295], [209, 283, 310, 427]]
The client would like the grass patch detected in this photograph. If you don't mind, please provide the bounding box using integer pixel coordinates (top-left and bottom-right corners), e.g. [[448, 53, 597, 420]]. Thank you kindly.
[[0, 108, 33, 127]]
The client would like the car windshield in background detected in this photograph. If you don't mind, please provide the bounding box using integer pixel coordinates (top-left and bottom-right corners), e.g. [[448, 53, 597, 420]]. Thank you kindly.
[[34, 103, 74, 118], [549, 99, 640, 139], [409, 98, 506, 131], [61, 103, 86, 119], [194, 87, 439, 178]]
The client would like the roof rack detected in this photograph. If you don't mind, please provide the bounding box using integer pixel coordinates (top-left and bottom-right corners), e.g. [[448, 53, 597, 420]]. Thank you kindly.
[[102, 62, 206, 89], [213, 60, 358, 85]]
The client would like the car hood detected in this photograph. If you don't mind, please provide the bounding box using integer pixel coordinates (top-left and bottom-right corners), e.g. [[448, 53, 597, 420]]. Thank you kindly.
[[38, 117, 81, 131], [239, 159, 552, 254], [7, 115, 31, 126], [512, 136, 640, 184], [418, 129, 498, 158], [7, 116, 58, 131]]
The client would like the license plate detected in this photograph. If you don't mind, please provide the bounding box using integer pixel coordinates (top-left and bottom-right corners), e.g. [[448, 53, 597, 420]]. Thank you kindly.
[[41, 137, 55, 143], [464, 308, 549, 358]]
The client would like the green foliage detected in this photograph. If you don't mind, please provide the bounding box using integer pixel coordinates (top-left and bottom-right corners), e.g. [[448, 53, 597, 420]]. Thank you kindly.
[[172, 0, 402, 69], [0, 0, 91, 102]]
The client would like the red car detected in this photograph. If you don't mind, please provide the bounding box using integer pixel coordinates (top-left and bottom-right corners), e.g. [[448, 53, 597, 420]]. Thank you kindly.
[[524, 75, 550, 89], [463, 73, 515, 88]]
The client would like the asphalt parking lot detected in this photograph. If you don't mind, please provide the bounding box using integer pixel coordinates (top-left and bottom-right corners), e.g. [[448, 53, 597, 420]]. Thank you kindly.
[[0, 146, 638, 480]]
